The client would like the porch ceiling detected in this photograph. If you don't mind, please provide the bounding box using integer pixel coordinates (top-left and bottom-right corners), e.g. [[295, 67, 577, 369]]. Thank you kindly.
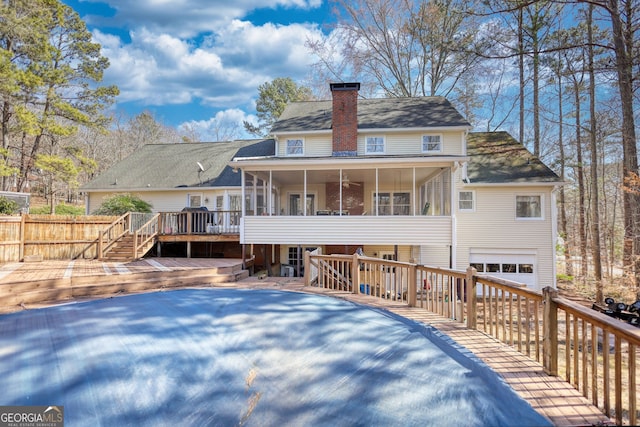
[[251, 167, 444, 187]]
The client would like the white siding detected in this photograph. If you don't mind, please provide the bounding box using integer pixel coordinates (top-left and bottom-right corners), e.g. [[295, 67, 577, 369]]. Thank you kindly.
[[86, 190, 234, 214], [276, 130, 466, 158], [277, 135, 331, 157], [455, 184, 556, 291], [418, 245, 451, 269], [242, 216, 452, 246], [359, 131, 464, 156]]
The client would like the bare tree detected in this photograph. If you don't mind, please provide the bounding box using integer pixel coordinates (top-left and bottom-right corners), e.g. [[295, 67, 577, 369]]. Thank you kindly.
[[311, 0, 483, 99]]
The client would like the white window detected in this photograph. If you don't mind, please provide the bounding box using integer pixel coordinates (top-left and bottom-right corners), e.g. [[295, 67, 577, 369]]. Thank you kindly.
[[458, 191, 475, 211], [373, 192, 410, 215], [188, 194, 202, 207], [366, 136, 385, 154], [422, 134, 442, 153], [286, 138, 304, 156], [516, 195, 542, 219]]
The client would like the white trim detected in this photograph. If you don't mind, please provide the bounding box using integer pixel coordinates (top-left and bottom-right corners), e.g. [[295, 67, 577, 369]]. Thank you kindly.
[[365, 135, 386, 155], [458, 190, 475, 212], [463, 181, 564, 188], [421, 133, 444, 153], [231, 155, 468, 169], [285, 138, 305, 156], [515, 194, 544, 220], [187, 193, 203, 207]]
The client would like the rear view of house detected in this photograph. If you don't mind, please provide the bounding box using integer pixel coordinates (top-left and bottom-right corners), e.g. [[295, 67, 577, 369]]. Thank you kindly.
[[232, 83, 562, 291]]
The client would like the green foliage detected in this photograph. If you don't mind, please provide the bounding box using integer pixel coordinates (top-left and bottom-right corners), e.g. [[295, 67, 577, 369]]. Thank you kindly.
[[0, 0, 119, 192], [243, 77, 313, 137], [29, 205, 52, 214], [55, 203, 84, 215], [557, 273, 574, 282], [93, 193, 153, 215], [0, 196, 19, 215], [28, 203, 84, 215]]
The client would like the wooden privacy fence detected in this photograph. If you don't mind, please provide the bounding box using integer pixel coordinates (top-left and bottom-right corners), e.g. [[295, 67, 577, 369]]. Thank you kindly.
[[305, 252, 640, 425], [0, 214, 116, 262]]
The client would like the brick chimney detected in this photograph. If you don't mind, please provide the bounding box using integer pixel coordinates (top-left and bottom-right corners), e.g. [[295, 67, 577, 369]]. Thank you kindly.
[[330, 82, 360, 156]]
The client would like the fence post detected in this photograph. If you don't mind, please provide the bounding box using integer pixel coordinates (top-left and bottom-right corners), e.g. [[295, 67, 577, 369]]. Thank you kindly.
[[97, 231, 103, 259], [304, 250, 310, 287], [465, 266, 478, 329], [543, 286, 558, 376], [352, 253, 360, 294], [19, 214, 26, 261]]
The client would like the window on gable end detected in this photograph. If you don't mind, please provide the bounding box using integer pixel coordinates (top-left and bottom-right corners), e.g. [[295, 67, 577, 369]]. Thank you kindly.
[[422, 134, 442, 153], [286, 138, 304, 156], [365, 136, 385, 154]]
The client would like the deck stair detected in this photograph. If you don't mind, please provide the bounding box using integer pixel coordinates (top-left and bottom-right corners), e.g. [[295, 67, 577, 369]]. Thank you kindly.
[[102, 234, 154, 261], [98, 212, 159, 262], [0, 261, 249, 310]]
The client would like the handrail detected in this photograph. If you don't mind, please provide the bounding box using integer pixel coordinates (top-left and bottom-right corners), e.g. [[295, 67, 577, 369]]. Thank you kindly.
[[133, 213, 159, 259], [305, 252, 639, 424], [97, 212, 130, 258], [158, 210, 241, 235], [545, 287, 639, 425]]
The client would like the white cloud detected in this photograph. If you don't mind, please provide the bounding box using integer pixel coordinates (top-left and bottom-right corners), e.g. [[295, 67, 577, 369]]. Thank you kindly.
[[179, 109, 256, 141], [80, 0, 323, 38], [94, 19, 324, 109]]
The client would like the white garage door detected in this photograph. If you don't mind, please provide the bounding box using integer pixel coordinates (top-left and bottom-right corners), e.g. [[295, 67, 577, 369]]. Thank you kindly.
[[469, 252, 537, 288]]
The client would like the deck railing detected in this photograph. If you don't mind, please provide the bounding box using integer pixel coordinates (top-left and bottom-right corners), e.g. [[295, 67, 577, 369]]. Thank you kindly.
[[97, 212, 130, 258], [304, 252, 639, 425], [133, 214, 159, 259], [158, 210, 241, 235]]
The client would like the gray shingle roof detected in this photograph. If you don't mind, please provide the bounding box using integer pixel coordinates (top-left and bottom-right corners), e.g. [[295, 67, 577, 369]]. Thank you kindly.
[[271, 96, 470, 133], [467, 132, 561, 184], [81, 139, 275, 190]]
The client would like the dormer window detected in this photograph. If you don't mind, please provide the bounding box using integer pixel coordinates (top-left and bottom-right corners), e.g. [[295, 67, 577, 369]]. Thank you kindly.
[[286, 138, 304, 156], [422, 134, 442, 153], [365, 136, 385, 154]]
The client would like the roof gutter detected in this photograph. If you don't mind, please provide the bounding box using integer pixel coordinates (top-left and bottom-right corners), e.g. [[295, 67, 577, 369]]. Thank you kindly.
[[230, 155, 469, 170]]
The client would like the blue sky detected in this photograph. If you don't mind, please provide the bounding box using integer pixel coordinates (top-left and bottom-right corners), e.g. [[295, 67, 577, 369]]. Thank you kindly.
[[61, 0, 336, 140]]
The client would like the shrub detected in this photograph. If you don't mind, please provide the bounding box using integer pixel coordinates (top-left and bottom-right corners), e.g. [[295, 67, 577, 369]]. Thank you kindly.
[[29, 206, 51, 214], [0, 196, 19, 215], [93, 193, 153, 216], [55, 204, 85, 216]]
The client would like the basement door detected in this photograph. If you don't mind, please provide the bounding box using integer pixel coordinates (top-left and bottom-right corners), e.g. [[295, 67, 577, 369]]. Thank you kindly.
[[469, 252, 537, 288]]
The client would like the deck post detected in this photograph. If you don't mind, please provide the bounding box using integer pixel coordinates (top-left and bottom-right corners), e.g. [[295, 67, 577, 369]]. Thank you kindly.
[[408, 263, 417, 306], [465, 266, 477, 329], [352, 253, 360, 294], [304, 250, 310, 286], [133, 230, 138, 259], [543, 286, 558, 376]]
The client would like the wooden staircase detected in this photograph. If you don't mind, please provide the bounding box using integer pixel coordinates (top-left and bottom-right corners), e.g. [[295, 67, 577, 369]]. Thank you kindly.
[[95, 212, 159, 262], [102, 234, 154, 261]]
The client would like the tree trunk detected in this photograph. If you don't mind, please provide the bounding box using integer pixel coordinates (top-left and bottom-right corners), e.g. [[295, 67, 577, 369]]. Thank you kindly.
[[531, 3, 540, 157], [518, 6, 525, 146], [606, 0, 640, 295], [573, 80, 588, 279], [557, 59, 573, 277], [587, 4, 603, 303]]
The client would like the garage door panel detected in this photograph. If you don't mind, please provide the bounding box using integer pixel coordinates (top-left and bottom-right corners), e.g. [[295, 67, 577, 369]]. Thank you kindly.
[[469, 252, 537, 288]]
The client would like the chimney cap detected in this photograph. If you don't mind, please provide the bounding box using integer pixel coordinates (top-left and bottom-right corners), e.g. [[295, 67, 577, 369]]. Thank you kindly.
[[330, 82, 360, 91]]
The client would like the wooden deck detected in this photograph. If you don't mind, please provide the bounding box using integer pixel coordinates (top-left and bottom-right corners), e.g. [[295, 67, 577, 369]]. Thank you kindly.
[[0, 258, 614, 426]]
